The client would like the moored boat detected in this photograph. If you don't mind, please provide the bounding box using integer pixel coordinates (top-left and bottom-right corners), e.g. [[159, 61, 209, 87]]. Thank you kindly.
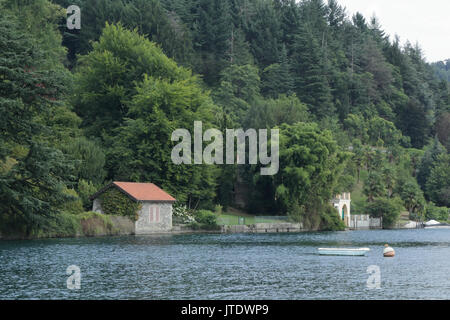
[[318, 247, 370, 256]]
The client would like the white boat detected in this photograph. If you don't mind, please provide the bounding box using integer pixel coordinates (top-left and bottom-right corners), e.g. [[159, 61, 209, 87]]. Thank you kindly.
[[318, 247, 371, 256], [424, 220, 450, 228]]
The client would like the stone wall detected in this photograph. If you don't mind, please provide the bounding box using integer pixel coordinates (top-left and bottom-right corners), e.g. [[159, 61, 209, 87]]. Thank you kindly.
[[135, 201, 172, 234], [109, 215, 135, 235], [349, 215, 382, 229], [221, 222, 304, 233]]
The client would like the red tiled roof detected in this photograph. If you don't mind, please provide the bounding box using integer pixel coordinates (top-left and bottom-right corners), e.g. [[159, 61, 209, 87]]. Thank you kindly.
[[112, 182, 176, 202]]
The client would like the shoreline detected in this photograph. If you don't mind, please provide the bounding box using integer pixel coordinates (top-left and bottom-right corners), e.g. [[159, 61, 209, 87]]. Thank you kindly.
[[3, 218, 443, 241], [1, 225, 445, 241]]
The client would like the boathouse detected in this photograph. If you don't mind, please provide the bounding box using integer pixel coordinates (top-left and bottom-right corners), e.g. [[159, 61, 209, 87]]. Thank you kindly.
[[331, 192, 351, 227], [91, 182, 176, 234]]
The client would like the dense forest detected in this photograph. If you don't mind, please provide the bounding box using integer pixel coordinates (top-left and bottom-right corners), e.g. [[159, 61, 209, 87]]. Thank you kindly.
[[432, 59, 450, 82], [0, 0, 449, 236]]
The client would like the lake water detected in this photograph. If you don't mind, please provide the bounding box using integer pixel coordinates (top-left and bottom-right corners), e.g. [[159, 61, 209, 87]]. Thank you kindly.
[[0, 229, 449, 299]]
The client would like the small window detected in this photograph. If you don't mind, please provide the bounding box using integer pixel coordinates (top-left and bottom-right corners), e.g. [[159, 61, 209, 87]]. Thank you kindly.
[[148, 205, 160, 223]]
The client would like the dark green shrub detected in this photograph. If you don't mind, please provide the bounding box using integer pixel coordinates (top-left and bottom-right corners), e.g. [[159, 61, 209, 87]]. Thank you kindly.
[[77, 179, 98, 210], [425, 204, 449, 222], [319, 205, 346, 231], [366, 197, 403, 228], [191, 210, 220, 230], [59, 188, 84, 214]]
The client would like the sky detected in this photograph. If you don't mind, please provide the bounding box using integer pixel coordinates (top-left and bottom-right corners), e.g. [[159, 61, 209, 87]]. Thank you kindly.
[[336, 0, 450, 62]]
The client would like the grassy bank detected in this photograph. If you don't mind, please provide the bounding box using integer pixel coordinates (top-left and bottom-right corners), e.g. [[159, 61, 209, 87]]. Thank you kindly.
[[0, 212, 135, 240], [216, 212, 289, 225]]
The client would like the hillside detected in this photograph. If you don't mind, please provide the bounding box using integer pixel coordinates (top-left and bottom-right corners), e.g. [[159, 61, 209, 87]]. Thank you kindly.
[[0, 0, 449, 235]]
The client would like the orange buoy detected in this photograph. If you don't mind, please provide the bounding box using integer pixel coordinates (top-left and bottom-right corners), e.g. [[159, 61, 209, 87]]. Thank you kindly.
[[383, 244, 395, 257]]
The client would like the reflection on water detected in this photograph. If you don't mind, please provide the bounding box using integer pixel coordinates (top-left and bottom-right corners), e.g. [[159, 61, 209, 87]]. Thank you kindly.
[[0, 229, 449, 299]]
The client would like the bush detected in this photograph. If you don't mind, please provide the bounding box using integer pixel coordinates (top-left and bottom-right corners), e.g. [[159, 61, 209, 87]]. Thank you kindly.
[[190, 210, 220, 230], [78, 211, 116, 236], [366, 197, 403, 228], [29, 212, 82, 239], [172, 202, 195, 224], [319, 205, 346, 231], [59, 188, 84, 214], [425, 203, 449, 222], [287, 202, 306, 223], [77, 179, 98, 210], [214, 204, 223, 215]]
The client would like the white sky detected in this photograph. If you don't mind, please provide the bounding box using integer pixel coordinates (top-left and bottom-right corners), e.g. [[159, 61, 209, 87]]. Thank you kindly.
[[336, 0, 450, 62]]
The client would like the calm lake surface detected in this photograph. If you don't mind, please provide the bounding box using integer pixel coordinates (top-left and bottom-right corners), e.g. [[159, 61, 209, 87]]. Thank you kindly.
[[1, 229, 449, 299]]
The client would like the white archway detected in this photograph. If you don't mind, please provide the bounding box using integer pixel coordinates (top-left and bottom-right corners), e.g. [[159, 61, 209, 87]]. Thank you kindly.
[[331, 193, 351, 227]]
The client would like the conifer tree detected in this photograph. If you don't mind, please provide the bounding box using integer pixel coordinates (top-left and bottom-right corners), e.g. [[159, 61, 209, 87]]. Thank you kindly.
[[0, 12, 73, 232]]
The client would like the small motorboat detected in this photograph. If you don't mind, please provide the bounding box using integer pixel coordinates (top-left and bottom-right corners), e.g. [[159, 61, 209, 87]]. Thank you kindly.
[[318, 247, 371, 256]]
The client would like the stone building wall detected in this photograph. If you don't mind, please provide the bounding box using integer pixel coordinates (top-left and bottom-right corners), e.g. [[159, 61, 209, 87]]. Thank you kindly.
[[135, 201, 173, 234], [92, 199, 173, 234]]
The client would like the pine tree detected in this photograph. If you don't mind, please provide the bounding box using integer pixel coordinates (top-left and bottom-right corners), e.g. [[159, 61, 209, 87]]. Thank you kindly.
[[291, 23, 334, 118], [417, 137, 446, 191], [193, 0, 233, 84], [426, 154, 450, 207], [245, 0, 281, 68], [261, 44, 294, 97], [0, 12, 73, 232]]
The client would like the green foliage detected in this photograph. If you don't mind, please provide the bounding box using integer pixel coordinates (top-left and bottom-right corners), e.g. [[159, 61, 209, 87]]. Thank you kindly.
[[396, 178, 425, 217], [291, 23, 334, 119], [0, 9, 74, 233], [435, 112, 450, 152], [63, 137, 106, 185], [319, 205, 346, 231], [191, 210, 220, 230], [345, 114, 403, 147], [273, 122, 349, 226], [59, 188, 84, 215], [0, 210, 120, 239], [425, 203, 449, 222], [78, 211, 115, 235], [245, 94, 309, 129], [1, 0, 449, 237], [214, 204, 223, 215], [366, 197, 403, 228], [29, 212, 82, 239], [417, 138, 446, 191], [54, 0, 194, 67], [3, 0, 68, 68], [77, 179, 98, 210], [431, 60, 450, 82], [215, 64, 261, 123], [99, 188, 142, 221], [363, 171, 386, 202], [73, 22, 191, 138], [172, 202, 195, 224], [75, 23, 218, 207], [425, 153, 450, 207], [261, 46, 294, 98]]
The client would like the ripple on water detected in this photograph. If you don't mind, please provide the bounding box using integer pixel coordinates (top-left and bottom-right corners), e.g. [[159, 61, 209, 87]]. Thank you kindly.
[[0, 229, 449, 299]]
